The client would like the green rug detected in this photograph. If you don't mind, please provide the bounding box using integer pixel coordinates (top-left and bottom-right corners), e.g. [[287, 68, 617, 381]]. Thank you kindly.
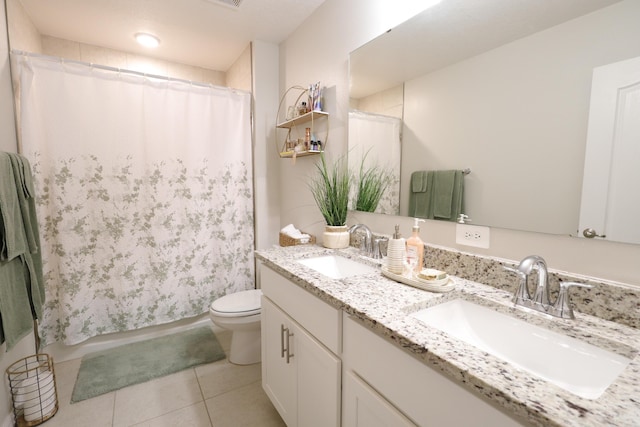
[[71, 326, 225, 403]]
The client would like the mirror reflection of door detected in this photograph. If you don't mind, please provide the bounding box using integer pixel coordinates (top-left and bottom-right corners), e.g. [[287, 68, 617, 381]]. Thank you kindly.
[[579, 56, 640, 244]]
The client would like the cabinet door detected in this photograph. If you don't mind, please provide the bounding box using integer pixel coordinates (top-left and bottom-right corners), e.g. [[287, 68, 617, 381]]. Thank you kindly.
[[262, 297, 297, 426], [296, 320, 341, 427], [343, 371, 416, 427]]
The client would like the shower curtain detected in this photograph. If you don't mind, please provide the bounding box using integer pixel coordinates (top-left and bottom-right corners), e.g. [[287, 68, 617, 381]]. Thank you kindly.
[[348, 111, 401, 215], [15, 53, 254, 346]]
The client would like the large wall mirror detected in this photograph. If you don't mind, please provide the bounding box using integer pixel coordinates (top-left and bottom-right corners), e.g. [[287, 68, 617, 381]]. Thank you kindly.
[[349, 0, 640, 245]]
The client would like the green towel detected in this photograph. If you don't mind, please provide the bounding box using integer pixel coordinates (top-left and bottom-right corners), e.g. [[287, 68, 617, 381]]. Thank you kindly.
[[0, 153, 28, 261], [0, 256, 36, 350], [408, 169, 464, 221], [409, 171, 431, 218], [432, 170, 464, 221], [9, 154, 38, 254], [0, 152, 45, 350], [411, 170, 428, 192]]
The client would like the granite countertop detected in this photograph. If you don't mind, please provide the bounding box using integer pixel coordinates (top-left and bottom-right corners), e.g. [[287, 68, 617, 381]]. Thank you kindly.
[[255, 245, 640, 427]]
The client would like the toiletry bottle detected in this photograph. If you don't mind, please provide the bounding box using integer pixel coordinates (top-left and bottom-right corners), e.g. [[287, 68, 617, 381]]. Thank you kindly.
[[305, 128, 311, 151], [387, 225, 405, 275], [406, 218, 425, 274]]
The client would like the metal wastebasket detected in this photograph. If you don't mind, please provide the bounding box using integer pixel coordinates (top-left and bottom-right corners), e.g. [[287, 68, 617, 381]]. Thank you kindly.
[[6, 354, 58, 426]]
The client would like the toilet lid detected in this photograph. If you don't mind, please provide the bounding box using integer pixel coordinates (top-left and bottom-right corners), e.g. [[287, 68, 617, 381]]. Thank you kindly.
[[210, 289, 262, 317]]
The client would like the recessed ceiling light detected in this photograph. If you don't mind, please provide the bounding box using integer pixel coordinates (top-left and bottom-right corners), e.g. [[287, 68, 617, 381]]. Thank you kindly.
[[135, 33, 160, 48]]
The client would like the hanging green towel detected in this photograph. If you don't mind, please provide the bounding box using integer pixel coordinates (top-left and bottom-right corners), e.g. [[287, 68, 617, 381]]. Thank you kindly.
[[0, 256, 36, 350], [0, 153, 28, 261], [411, 170, 428, 192], [7, 153, 44, 320], [9, 154, 39, 255], [0, 152, 45, 350], [409, 171, 431, 218], [432, 170, 464, 221], [408, 169, 464, 221]]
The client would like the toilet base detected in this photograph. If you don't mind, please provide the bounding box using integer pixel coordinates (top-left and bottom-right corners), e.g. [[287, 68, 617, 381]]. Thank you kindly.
[[228, 329, 261, 365]]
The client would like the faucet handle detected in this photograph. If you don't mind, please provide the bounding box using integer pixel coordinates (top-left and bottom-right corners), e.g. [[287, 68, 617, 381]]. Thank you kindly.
[[550, 281, 593, 320], [504, 265, 531, 305], [372, 237, 388, 259], [503, 265, 523, 276]]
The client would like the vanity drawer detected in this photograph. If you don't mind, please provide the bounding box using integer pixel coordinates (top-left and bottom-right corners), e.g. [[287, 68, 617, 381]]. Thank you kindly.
[[260, 264, 341, 354]]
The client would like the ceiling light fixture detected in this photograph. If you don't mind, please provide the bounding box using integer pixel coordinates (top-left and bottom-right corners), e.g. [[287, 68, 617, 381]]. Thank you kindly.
[[135, 33, 160, 48]]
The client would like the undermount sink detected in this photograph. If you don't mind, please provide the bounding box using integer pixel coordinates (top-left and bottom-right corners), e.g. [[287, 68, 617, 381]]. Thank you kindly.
[[410, 299, 632, 400], [297, 255, 377, 279]]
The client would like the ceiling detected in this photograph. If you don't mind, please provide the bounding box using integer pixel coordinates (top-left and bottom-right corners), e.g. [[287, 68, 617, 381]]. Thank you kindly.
[[17, 0, 326, 71], [350, 0, 621, 99]]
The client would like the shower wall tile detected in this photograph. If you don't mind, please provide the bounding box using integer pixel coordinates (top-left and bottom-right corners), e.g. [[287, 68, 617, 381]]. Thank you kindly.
[[6, 0, 42, 53], [202, 69, 227, 87], [42, 36, 81, 60], [126, 54, 169, 76], [354, 84, 403, 118], [40, 36, 228, 87], [226, 44, 252, 92], [80, 44, 128, 69]]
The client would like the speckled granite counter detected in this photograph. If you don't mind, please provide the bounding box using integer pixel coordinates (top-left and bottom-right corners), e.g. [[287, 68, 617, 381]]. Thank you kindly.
[[255, 245, 640, 427]]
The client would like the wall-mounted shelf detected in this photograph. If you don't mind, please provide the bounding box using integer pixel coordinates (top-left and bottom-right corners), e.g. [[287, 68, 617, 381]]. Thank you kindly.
[[275, 86, 329, 159], [278, 149, 324, 159], [277, 111, 329, 129]]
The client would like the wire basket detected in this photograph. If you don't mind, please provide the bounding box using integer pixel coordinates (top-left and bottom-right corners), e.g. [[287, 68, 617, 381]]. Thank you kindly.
[[279, 231, 316, 247], [6, 354, 58, 427]]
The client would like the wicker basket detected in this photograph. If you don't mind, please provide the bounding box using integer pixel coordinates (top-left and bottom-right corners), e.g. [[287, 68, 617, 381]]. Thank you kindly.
[[279, 231, 316, 247]]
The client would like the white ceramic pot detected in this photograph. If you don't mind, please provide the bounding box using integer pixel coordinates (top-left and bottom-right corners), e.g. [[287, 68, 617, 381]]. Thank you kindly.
[[322, 225, 350, 249]]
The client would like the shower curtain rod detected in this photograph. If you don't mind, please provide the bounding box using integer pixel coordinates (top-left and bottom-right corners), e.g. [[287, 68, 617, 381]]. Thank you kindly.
[[11, 49, 249, 95]]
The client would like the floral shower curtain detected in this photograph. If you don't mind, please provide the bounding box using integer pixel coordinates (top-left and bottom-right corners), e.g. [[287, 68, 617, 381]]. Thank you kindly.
[[15, 53, 254, 346]]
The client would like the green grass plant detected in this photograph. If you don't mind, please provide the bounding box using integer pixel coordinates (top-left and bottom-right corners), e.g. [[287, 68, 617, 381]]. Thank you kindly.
[[353, 152, 391, 213], [309, 154, 351, 226]]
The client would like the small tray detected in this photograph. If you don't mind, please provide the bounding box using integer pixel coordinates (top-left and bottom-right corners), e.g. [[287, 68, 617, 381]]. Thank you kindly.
[[382, 266, 455, 293]]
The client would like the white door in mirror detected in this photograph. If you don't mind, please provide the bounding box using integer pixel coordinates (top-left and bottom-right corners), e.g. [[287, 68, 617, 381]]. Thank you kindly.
[[579, 56, 640, 244]]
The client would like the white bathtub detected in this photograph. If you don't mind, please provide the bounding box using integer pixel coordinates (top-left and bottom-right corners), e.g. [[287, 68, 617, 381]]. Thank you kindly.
[[42, 314, 211, 363]]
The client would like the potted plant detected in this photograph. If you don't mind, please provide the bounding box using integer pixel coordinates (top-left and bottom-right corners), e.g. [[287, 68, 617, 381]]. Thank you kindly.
[[353, 152, 391, 213], [309, 153, 351, 248]]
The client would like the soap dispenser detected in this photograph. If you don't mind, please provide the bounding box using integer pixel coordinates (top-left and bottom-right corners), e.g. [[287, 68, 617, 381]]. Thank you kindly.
[[406, 218, 425, 274], [386, 225, 405, 275]]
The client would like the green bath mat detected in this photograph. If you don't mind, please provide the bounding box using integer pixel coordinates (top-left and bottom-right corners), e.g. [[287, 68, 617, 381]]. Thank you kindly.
[[71, 326, 225, 403]]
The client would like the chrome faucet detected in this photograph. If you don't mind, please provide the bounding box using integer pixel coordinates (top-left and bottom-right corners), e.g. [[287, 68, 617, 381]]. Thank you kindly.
[[504, 255, 592, 319], [348, 224, 373, 257]]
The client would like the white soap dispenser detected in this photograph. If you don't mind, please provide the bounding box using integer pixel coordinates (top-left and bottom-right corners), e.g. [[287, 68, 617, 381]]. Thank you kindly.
[[386, 225, 405, 275]]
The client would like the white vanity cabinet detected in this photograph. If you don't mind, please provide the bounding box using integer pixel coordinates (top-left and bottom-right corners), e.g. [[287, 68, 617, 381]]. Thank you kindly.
[[342, 314, 528, 427], [260, 265, 341, 427], [343, 370, 416, 426]]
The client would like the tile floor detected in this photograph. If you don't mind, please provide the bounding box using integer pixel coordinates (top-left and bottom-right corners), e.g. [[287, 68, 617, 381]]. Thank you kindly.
[[43, 329, 286, 427]]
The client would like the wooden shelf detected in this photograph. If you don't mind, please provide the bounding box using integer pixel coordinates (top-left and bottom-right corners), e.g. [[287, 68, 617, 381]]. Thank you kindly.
[[278, 150, 324, 159], [277, 111, 329, 129]]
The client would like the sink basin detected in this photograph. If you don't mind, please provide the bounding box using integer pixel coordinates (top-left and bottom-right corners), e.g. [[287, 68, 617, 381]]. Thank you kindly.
[[410, 299, 632, 399], [297, 255, 377, 279]]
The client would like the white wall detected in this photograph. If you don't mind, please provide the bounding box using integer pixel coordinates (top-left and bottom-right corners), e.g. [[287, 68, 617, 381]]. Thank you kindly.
[[1, 3, 38, 426], [252, 40, 281, 250], [279, 0, 640, 286], [401, 1, 640, 235]]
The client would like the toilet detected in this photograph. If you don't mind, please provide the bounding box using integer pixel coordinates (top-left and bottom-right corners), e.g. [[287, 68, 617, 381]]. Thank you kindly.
[[209, 289, 262, 365]]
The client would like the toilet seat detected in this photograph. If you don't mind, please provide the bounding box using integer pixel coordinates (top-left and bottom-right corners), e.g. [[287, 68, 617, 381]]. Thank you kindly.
[[210, 289, 262, 318]]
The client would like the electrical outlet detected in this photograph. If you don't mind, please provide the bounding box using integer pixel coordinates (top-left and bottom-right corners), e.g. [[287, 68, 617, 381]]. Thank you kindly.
[[455, 224, 490, 249]]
